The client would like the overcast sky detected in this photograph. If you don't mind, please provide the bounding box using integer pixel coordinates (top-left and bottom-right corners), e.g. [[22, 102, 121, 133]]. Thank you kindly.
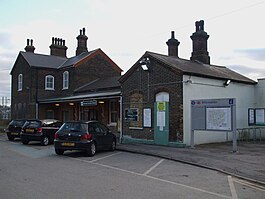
[[1, 0, 265, 105]]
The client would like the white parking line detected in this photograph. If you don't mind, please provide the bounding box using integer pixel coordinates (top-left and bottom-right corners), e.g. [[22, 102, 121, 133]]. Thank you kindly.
[[143, 159, 164, 175], [73, 155, 230, 198], [89, 152, 122, 163], [228, 176, 238, 199], [233, 178, 265, 192]]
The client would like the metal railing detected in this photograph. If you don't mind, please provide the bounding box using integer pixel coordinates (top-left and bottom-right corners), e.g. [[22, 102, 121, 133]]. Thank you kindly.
[[237, 127, 265, 142]]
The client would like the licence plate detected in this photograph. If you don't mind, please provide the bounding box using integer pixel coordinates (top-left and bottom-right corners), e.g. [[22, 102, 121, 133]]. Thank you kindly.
[[62, 142, 75, 147], [26, 129, 34, 133], [11, 132, 18, 135]]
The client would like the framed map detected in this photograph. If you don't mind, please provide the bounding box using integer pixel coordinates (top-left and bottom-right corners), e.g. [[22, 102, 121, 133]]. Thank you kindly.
[[206, 107, 232, 131]]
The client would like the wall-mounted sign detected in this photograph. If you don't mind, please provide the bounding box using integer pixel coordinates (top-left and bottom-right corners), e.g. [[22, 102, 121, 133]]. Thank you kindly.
[[143, 108, 151, 127], [248, 109, 255, 125], [125, 108, 138, 121], [248, 108, 265, 126], [80, 100, 97, 107]]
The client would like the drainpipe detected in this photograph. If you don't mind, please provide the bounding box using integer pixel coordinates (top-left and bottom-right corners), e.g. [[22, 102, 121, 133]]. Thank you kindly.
[[119, 96, 123, 143], [35, 69, 39, 119]]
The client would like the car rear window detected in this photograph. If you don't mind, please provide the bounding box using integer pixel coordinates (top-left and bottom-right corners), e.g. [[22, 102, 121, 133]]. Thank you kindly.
[[60, 122, 88, 132], [24, 120, 42, 128], [9, 120, 26, 127]]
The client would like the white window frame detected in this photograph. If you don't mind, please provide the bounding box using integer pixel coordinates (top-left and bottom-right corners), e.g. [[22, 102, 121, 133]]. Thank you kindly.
[[45, 75, 54, 90], [62, 71, 69, 90], [18, 74, 23, 91]]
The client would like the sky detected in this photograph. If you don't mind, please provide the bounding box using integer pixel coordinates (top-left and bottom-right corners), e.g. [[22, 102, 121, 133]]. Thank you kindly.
[[1, 0, 265, 105]]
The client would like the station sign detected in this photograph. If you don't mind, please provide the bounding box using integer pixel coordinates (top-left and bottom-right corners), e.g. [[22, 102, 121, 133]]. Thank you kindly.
[[80, 100, 97, 107]]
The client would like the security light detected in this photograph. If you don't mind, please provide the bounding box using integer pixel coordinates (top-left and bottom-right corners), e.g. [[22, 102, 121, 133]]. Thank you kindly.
[[141, 64, 148, 71], [224, 79, 231, 86], [139, 57, 150, 71]]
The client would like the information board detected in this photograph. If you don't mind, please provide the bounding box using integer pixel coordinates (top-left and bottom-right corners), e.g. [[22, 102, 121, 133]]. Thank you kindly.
[[206, 107, 231, 131], [256, 109, 265, 125], [191, 98, 235, 131], [143, 108, 151, 127], [248, 109, 255, 125], [248, 108, 265, 126], [190, 98, 236, 152]]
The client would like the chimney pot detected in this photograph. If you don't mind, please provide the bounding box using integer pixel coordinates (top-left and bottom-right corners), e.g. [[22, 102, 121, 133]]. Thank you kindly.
[[25, 38, 35, 53], [50, 37, 67, 57], [166, 31, 180, 57], [171, 31, 175, 39]]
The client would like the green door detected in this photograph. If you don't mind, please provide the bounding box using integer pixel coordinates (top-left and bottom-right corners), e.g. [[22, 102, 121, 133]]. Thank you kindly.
[[154, 102, 169, 145]]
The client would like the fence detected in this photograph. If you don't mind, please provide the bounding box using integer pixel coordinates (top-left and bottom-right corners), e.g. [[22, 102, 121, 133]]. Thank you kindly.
[[237, 127, 265, 142]]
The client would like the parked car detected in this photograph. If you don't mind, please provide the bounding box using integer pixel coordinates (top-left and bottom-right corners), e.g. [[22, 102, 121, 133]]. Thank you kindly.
[[54, 121, 116, 156], [5, 119, 26, 141], [20, 119, 62, 146]]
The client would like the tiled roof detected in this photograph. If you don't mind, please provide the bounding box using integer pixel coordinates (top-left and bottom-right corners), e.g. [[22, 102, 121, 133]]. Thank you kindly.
[[20, 49, 99, 69], [120, 51, 256, 84], [74, 76, 121, 93], [58, 50, 97, 68], [21, 51, 67, 69]]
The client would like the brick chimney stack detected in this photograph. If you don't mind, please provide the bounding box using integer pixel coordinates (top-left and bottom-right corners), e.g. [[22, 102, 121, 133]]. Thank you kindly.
[[24, 39, 35, 53], [190, 20, 210, 64], [49, 37, 68, 57], [76, 27, 88, 56], [166, 31, 180, 57]]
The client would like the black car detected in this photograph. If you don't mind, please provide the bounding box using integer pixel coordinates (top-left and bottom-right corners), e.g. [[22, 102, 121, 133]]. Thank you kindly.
[[54, 121, 116, 156], [20, 119, 62, 146], [5, 119, 26, 141]]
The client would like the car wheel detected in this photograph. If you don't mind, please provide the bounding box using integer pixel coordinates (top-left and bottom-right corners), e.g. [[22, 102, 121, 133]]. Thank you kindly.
[[7, 135, 15, 141], [110, 139, 116, 151], [41, 136, 49, 146], [22, 139, 29, 145], [87, 142, 96, 157], [55, 148, 64, 155]]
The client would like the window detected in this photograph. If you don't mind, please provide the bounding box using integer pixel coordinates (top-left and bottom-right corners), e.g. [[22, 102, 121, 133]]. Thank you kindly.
[[45, 75, 54, 90], [46, 110, 54, 119], [62, 111, 69, 122], [63, 71, 69, 89], [18, 74, 23, 91], [109, 100, 118, 124], [156, 92, 169, 102]]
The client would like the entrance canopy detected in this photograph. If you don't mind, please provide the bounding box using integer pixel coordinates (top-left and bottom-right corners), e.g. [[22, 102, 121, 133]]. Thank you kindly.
[[38, 91, 121, 104]]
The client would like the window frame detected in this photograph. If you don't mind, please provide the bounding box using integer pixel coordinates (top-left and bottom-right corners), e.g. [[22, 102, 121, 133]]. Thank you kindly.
[[109, 100, 118, 125], [18, 74, 23, 91], [45, 75, 55, 90], [62, 71, 69, 90]]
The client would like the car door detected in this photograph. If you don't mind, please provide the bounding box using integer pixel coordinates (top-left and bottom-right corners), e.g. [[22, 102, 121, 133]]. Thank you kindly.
[[97, 123, 113, 148], [92, 123, 105, 150]]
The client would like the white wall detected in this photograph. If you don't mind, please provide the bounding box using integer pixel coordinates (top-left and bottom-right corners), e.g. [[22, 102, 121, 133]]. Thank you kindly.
[[255, 78, 265, 107], [183, 75, 256, 146]]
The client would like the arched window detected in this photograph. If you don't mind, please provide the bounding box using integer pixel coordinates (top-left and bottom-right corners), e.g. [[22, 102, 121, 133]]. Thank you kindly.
[[63, 71, 69, 89], [45, 75, 54, 90], [155, 92, 169, 102], [18, 74, 23, 91]]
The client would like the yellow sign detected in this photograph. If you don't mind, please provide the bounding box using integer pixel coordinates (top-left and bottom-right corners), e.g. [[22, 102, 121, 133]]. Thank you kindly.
[[157, 102, 166, 112]]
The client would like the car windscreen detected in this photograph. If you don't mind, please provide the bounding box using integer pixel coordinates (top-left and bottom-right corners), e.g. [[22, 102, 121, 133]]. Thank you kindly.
[[9, 120, 26, 127], [59, 123, 88, 132], [23, 121, 42, 128]]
